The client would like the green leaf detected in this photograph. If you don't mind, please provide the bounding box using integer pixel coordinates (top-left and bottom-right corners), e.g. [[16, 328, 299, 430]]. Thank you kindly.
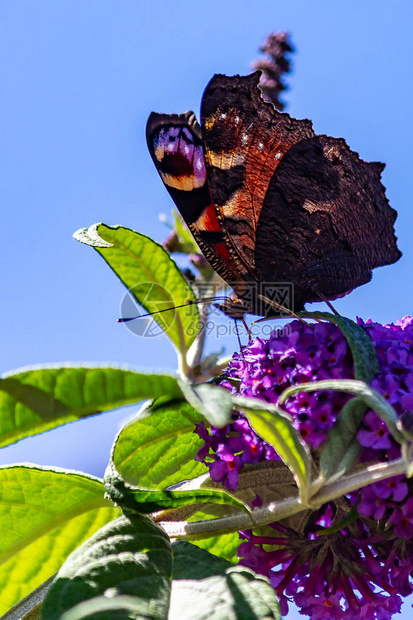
[[179, 382, 233, 428], [112, 399, 207, 489], [301, 312, 379, 382], [185, 533, 240, 564], [1, 577, 53, 620], [42, 522, 279, 620], [170, 570, 280, 619], [232, 395, 311, 502], [74, 224, 200, 354], [172, 540, 232, 578], [279, 378, 403, 443], [41, 514, 172, 620], [0, 365, 181, 447], [0, 466, 119, 617], [170, 543, 280, 619], [105, 463, 248, 514], [319, 397, 366, 482]]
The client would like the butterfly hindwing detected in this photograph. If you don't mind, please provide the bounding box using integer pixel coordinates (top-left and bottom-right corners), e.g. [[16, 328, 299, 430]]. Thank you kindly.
[[255, 134, 401, 307]]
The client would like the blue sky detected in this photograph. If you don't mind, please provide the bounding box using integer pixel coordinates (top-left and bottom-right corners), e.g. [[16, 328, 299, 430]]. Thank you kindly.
[[1, 3, 413, 612], [1, 0, 413, 478], [1, 0, 413, 481]]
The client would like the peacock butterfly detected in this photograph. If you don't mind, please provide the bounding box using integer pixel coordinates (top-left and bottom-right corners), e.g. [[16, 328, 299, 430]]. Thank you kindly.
[[146, 72, 401, 317]]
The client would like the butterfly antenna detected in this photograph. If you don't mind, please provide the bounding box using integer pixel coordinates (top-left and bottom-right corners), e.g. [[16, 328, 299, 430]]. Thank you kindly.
[[118, 296, 229, 322]]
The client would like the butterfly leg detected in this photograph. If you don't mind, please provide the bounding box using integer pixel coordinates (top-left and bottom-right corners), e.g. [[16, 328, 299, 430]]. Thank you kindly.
[[241, 317, 252, 341], [310, 286, 341, 316], [234, 319, 247, 359]]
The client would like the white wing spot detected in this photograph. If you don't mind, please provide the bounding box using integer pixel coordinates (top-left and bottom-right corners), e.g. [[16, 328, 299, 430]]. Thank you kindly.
[[275, 152, 282, 160]]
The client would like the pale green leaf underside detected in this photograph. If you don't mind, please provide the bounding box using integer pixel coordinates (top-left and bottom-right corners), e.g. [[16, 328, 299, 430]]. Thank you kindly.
[[280, 378, 403, 443], [233, 395, 311, 499], [169, 565, 280, 619], [179, 382, 233, 428]]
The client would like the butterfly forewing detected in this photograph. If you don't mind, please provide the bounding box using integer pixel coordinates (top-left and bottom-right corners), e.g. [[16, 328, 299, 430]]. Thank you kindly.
[[146, 111, 244, 285], [200, 71, 314, 282]]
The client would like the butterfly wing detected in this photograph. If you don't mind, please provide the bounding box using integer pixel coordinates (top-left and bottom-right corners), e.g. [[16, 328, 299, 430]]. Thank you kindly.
[[255, 134, 401, 307], [146, 111, 244, 285], [200, 71, 314, 283], [201, 72, 400, 310]]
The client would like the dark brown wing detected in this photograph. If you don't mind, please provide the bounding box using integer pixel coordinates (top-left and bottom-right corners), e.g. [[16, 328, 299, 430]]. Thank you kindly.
[[201, 72, 401, 311], [255, 134, 401, 308]]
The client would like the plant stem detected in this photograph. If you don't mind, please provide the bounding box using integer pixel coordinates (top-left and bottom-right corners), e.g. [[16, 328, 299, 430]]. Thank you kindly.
[[158, 456, 408, 539]]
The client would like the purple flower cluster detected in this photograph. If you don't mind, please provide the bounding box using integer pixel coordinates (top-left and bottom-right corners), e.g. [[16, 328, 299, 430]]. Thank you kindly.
[[355, 317, 413, 536], [196, 320, 354, 490], [195, 316, 413, 619]]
